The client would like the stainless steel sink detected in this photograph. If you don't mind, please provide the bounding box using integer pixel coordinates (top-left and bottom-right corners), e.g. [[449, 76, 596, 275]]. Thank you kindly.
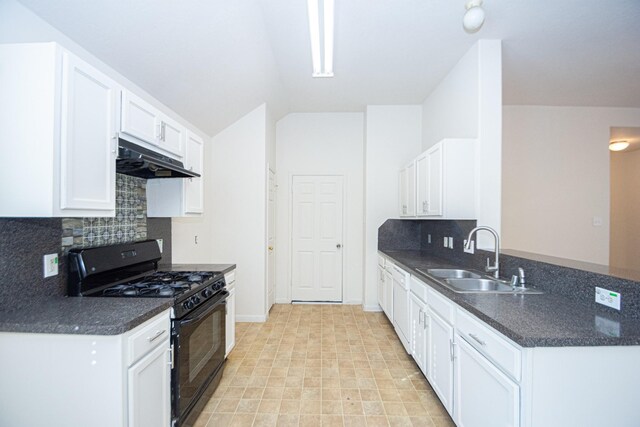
[[444, 278, 513, 292], [415, 268, 544, 294], [423, 268, 482, 279]]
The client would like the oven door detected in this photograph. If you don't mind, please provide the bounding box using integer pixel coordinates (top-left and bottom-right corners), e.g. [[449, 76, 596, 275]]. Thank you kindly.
[[172, 290, 227, 423]]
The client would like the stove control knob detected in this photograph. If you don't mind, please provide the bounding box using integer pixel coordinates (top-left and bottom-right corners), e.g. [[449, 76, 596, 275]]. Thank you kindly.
[[191, 295, 201, 305], [202, 288, 213, 298], [183, 300, 193, 310]]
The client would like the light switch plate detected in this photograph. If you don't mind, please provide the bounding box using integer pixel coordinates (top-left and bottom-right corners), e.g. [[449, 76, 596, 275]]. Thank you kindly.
[[43, 253, 58, 278], [443, 237, 448, 247], [448, 237, 454, 249], [595, 287, 621, 310]]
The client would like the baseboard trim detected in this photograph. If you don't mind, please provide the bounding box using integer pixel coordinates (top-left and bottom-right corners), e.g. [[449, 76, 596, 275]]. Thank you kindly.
[[235, 314, 267, 323], [275, 298, 291, 304], [363, 304, 383, 312]]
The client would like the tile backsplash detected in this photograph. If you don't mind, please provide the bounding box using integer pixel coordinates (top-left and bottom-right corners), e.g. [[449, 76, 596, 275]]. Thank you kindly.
[[61, 174, 147, 252]]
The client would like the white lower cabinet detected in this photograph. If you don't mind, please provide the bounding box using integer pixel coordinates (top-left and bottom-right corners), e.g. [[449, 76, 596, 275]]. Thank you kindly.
[[225, 269, 236, 357], [428, 308, 455, 416], [409, 290, 428, 375], [454, 333, 520, 427], [391, 264, 411, 352], [0, 309, 171, 427], [377, 265, 385, 312], [128, 340, 172, 427], [383, 267, 394, 322]]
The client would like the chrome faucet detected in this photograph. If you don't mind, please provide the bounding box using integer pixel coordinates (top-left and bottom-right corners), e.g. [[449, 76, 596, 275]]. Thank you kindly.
[[464, 226, 500, 278], [518, 267, 526, 289]]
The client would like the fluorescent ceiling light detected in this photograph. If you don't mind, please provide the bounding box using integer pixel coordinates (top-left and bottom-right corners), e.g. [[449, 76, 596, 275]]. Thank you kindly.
[[307, 0, 334, 78], [609, 140, 630, 151]]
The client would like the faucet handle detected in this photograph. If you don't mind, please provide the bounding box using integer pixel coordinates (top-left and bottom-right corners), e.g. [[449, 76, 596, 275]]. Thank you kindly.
[[510, 275, 519, 288]]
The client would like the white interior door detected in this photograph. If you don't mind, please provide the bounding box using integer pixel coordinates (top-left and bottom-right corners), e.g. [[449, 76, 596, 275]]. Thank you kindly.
[[291, 175, 343, 302], [267, 168, 276, 311]]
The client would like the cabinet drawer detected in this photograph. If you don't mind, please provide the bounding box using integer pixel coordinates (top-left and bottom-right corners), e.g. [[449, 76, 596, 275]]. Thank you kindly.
[[456, 308, 522, 381], [409, 275, 428, 302], [127, 310, 171, 366], [390, 264, 408, 289], [427, 287, 455, 325]]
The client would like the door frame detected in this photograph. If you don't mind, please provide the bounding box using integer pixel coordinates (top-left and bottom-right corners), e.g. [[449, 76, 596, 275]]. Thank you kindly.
[[288, 173, 346, 303], [266, 165, 276, 316]]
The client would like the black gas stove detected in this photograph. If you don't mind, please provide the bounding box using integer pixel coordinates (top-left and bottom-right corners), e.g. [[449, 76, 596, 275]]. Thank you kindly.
[[67, 240, 228, 427], [67, 240, 226, 319]]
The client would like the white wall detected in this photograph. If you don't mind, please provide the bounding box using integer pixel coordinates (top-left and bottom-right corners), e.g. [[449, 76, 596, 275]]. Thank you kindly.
[[364, 106, 423, 310], [275, 113, 365, 305], [610, 148, 640, 270], [502, 105, 640, 265], [203, 104, 268, 321], [421, 40, 502, 249]]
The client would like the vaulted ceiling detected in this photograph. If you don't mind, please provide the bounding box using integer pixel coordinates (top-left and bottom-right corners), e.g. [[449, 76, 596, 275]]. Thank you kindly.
[[14, 0, 640, 137]]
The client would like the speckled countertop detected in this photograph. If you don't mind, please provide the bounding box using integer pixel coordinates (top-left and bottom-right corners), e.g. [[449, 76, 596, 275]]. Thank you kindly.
[[0, 263, 236, 335], [0, 297, 172, 335], [381, 250, 640, 348]]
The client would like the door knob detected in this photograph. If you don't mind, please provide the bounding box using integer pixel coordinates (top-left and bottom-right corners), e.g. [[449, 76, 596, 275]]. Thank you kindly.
[[268, 246, 273, 251], [336, 244, 342, 249]]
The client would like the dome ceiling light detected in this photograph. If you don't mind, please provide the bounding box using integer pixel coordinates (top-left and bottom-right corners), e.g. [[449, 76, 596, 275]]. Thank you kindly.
[[609, 140, 630, 151], [463, 0, 486, 33]]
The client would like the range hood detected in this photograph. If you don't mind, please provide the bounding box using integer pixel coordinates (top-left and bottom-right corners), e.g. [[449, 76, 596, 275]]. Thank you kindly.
[[116, 139, 200, 179]]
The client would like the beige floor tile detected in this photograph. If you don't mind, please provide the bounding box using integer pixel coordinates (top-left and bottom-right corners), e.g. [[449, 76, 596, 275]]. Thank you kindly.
[[217, 398, 241, 413], [344, 415, 367, 427], [322, 388, 342, 401], [322, 415, 344, 426], [300, 400, 322, 415], [254, 413, 279, 427], [383, 402, 408, 417], [365, 415, 390, 427], [388, 416, 413, 427], [299, 414, 321, 427], [322, 400, 343, 415], [276, 414, 300, 426], [263, 387, 286, 400], [362, 401, 385, 416], [230, 413, 257, 426], [430, 416, 455, 427], [238, 399, 261, 414], [259, 399, 282, 414], [408, 417, 435, 427], [342, 401, 364, 416], [206, 413, 234, 427], [279, 399, 301, 414]]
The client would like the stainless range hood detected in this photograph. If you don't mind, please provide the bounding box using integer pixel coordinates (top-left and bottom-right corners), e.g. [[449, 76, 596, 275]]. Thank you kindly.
[[116, 139, 199, 179]]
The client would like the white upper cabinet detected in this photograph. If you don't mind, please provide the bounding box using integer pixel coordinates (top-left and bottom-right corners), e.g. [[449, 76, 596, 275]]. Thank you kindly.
[[184, 131, 204, 214], [403, 138, 476, 219], [0, 42, 118, 217], [399, 160, 416, 217], [120, 89, 184, 159], [59, 51, 118, 213], [146, 130, 205, 217]]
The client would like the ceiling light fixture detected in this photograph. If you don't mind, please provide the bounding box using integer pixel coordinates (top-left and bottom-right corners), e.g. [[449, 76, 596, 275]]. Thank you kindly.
[[463, 0, 485, 33], [307, 0, 334, 78], [609, 140, 630, 151]]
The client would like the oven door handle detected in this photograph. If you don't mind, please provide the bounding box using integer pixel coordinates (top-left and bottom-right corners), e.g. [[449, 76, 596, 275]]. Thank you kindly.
[[180, 290, 229, 326]]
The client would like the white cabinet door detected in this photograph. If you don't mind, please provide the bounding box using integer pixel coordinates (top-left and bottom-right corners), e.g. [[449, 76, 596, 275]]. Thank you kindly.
[[399, 169, 408, 216], [120, 90, 160, 145], [383, 270, 394, 322], [127, 340, 171, 427], [406, 160, 416, 216], [225, 284, 236, 357], [377, 265, 385, 312], [416, 152, 428, 215], [426, 144, 443, 216], [184, 131, 204, 214], [428, 309, 454, 416], [59, 51, 117, 214], [410, 292, 427, 375], [454, 334, 520, 427], [159, 114, 184, 157]]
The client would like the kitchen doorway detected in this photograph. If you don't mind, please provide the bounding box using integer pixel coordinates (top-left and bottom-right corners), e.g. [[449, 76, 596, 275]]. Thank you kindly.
[[290, 175, 344, 302]]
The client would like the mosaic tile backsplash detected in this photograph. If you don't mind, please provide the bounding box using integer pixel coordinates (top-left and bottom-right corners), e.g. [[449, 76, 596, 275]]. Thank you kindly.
[[61, 174, 147, 252]]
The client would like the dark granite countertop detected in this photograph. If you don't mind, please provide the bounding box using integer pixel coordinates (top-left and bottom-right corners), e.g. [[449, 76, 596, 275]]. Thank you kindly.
[[0, 297, 172, 335], [380, 250, 640, 348], [158, 263, 236, 275], [0, 263, 236, 336]]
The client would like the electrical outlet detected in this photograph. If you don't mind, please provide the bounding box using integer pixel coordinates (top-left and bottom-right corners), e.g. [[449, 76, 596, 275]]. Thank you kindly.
[[449, 237, 454, 249], [592, 216, 603, 227], [156, 239, 163, 253], [464, 239, 475, 254], [428, 234, 432, 244], [443, 237, 448, 247], [595, 287, 621, 310], [43, 253, 58, 278]]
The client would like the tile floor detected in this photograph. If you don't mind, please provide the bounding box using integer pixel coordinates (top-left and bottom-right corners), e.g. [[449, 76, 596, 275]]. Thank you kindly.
[[194, 304, 455, 427]]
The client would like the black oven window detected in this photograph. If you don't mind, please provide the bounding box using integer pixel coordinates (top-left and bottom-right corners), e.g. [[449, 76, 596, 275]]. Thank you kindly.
[[189, 309, 223, 382]]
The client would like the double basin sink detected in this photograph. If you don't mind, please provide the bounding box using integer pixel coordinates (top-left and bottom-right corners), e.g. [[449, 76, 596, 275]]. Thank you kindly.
[[416, 268, 544, 294]]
